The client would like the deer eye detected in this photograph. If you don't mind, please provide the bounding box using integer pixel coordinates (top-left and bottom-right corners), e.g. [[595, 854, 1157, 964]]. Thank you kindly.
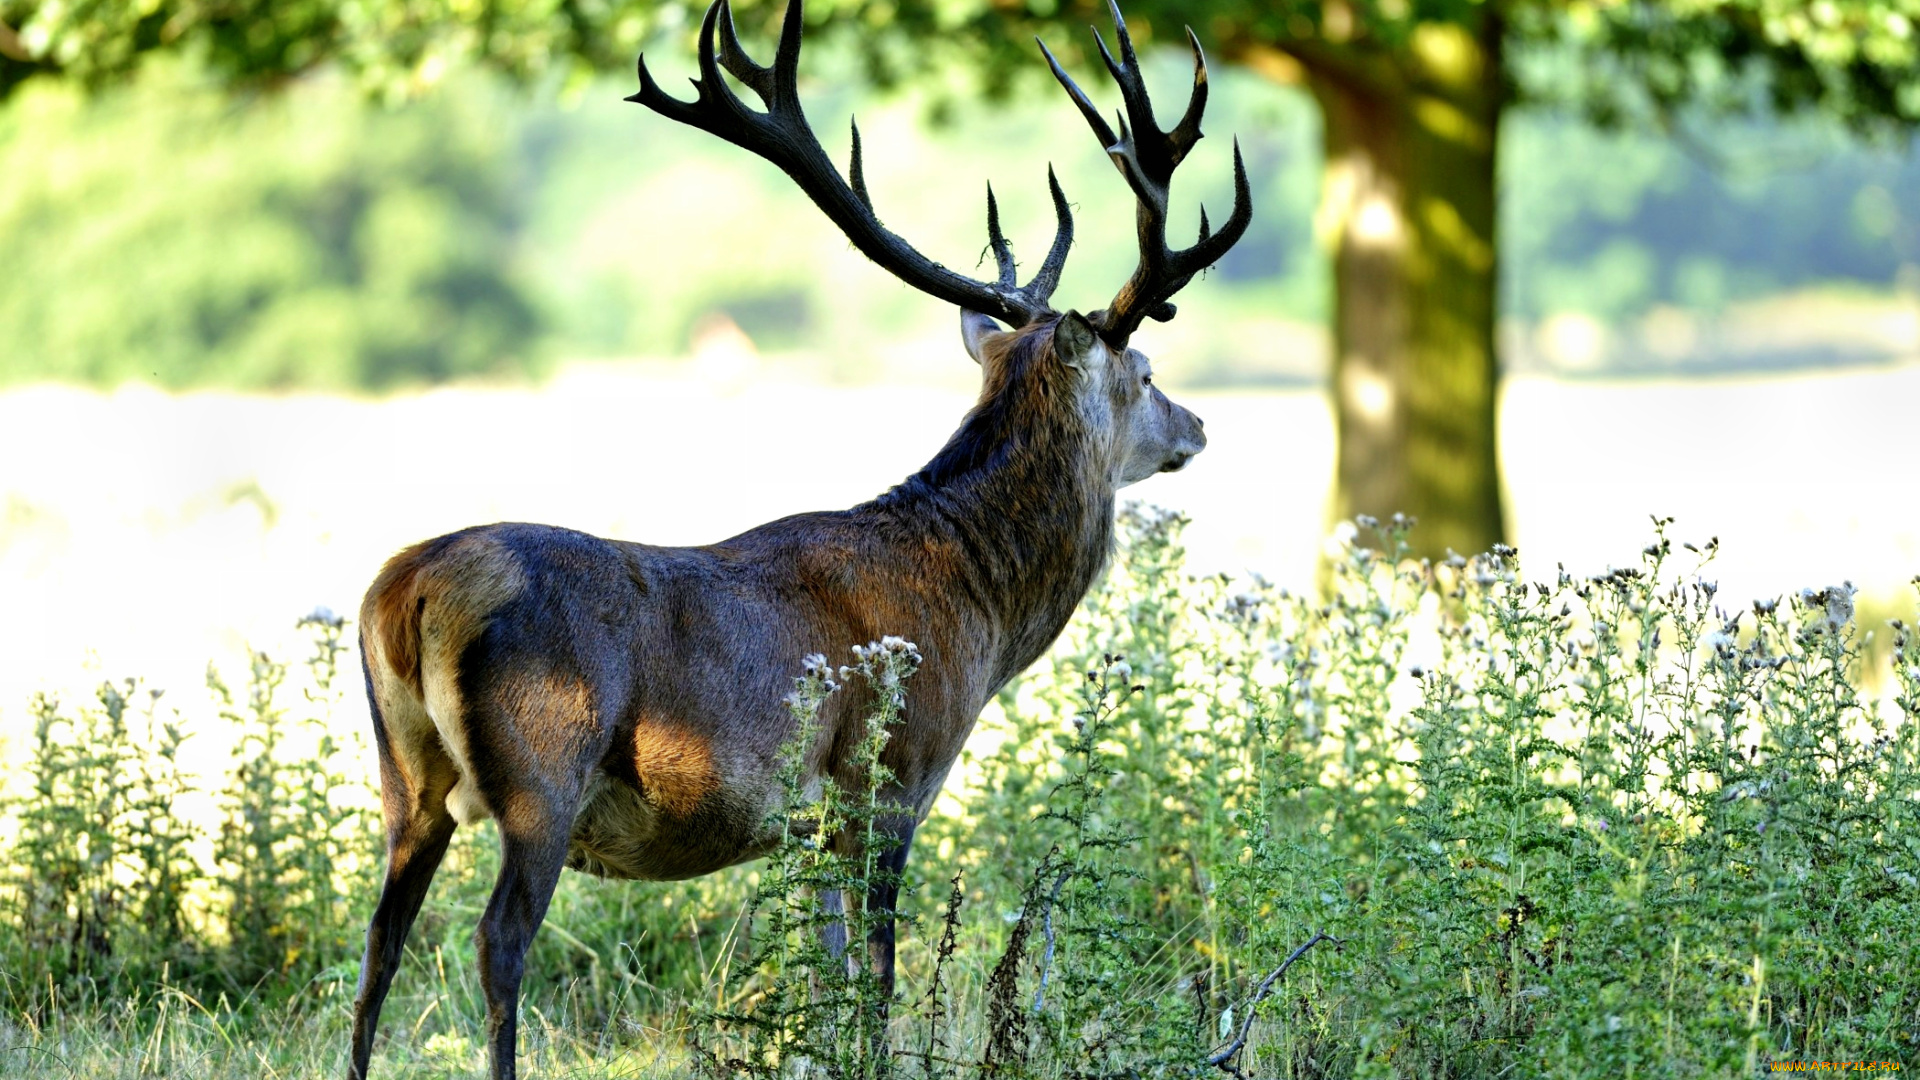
[[1141, 374, 1153, 387]]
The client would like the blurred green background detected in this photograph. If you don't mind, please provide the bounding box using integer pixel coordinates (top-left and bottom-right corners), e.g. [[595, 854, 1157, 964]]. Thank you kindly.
[[5, 0, 1919, 571], [2, 47, 1913, 393]]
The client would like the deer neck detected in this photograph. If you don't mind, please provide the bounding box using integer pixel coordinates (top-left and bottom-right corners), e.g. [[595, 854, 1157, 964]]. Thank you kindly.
[[868, 374, 1115, 680]]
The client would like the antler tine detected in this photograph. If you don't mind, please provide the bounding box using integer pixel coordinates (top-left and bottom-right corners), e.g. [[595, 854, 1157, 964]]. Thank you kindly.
[[629, 0, 1069, 331], [1039, 37, 1118, 152], [628, 1, 759, 147], [693, 1, 756, 129], [629, 43, 701, 130], [1022, 167, 1074, 302], [1109, 137, 1250, 327], [979, 168, 1075, 306], [1041, 1, 1250, 345], [769, 0, 805, 109], [713, 0, 773, 100], [1167, 28, 1209, 167], [1091, 0, 1174, 180], [1202, 141, 1252, 263], [984, 185, 1018, 288], [849, 117, 873, 213], [1102, 15, 1207, 172]]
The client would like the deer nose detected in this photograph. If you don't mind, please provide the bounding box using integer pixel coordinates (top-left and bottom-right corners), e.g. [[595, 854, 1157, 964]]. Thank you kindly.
[[1162, 409, 1207, 473]]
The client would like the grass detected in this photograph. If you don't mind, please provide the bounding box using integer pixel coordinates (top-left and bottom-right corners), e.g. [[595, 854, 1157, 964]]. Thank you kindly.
[[2, 508, 1916, 1078]]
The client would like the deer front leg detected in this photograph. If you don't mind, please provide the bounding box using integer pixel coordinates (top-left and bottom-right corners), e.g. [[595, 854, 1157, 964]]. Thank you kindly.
[[824, 812, 918, 997], [812, 816, 916, 1060], [816, 885, 851, 969], [864, 817, 917, 1000]]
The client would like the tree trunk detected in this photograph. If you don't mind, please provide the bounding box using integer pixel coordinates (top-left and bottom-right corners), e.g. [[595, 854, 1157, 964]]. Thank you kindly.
[[1306, 22, 1506, 560]]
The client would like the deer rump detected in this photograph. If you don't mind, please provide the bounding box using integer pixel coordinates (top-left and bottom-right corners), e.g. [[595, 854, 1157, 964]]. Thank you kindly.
[[359, 519, 980, 883]]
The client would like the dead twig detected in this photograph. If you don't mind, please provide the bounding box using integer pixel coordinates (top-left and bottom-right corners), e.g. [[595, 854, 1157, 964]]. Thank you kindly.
[[1204, 930, 1339, 1075], [1030, 867, 1072, 1013]]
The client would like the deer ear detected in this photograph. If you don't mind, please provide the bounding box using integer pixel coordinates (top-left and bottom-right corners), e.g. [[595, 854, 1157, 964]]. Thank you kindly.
[[1055, 310, 1101, 372], [960, 309, 1003, 365]]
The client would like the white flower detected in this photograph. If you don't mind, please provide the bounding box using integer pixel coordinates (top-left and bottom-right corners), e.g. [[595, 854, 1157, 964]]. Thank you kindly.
[[1795, 584, 1855, 633], [302, 605, 344, 628], [1702, 630, 1736, 654], [1823, 582, 1856, 632]]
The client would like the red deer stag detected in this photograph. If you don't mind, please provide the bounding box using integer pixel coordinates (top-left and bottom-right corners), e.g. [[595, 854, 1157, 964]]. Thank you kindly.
[[345, 1, 1248, 1076]]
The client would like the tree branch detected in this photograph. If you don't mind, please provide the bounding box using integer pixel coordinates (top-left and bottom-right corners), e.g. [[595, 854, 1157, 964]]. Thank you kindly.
[[0, 20, 34, 64], [1220, 27, 1404, 100]]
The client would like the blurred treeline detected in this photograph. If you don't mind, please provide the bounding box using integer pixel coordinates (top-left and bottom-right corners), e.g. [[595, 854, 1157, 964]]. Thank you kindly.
[[1, 51, 1914, 392]]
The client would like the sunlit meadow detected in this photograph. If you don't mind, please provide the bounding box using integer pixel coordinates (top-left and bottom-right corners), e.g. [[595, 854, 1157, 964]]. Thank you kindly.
[[3, 38, 1919, 1079]]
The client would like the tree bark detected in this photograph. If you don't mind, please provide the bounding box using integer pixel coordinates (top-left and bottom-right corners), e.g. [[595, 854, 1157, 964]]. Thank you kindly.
[[1304, 20, 1507, 560]]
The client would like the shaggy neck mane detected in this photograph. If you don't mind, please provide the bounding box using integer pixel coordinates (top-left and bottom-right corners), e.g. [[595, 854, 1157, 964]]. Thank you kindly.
[[860, 317, 1116, 678]]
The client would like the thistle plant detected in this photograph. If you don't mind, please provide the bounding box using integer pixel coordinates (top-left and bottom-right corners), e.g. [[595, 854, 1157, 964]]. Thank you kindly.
[[210, 609, 376, 990], [0, 679, 190, 1008], [699, 637, 922, 1079], [0, 515, 1915, 1079]]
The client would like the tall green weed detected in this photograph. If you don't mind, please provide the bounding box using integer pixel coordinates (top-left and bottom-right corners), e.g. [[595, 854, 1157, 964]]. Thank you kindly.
[[1, 511, 1915, 1078]]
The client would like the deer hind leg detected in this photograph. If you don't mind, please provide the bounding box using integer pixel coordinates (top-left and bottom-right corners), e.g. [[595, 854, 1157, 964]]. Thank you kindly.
[[462, 666, 610, 1080], [476, 806, 574, 1080], [348, 662, 460, 1080]]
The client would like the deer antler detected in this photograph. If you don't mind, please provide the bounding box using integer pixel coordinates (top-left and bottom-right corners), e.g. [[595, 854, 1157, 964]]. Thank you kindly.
[[1041, 0, 1252, 347], [629, 0, 1074, 330]]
